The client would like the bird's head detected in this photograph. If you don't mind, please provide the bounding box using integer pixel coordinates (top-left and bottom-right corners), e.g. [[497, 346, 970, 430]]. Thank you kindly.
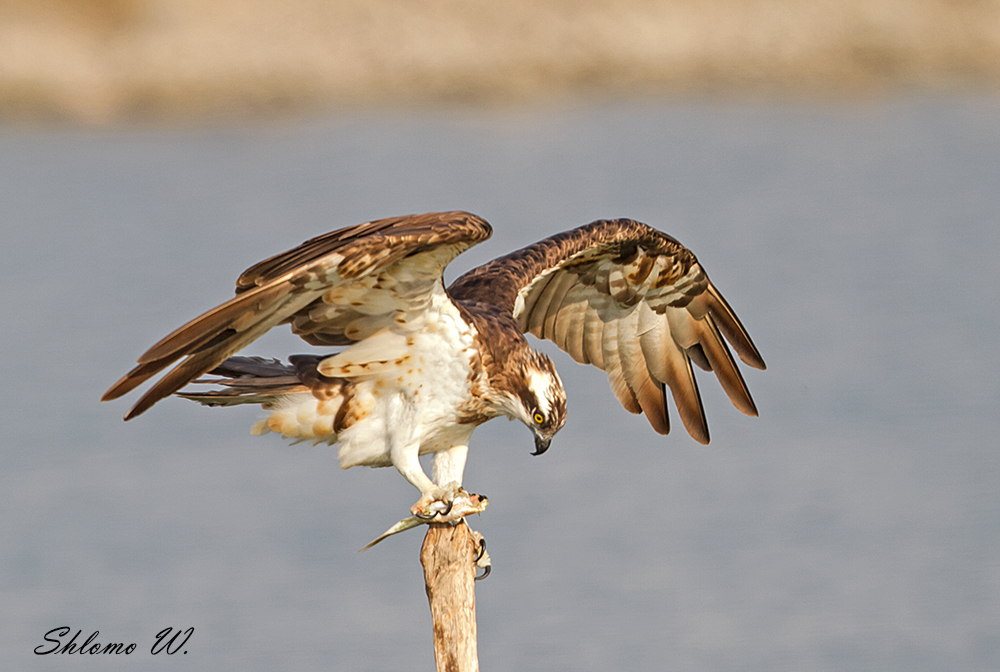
[[498, 348, 567, 456]]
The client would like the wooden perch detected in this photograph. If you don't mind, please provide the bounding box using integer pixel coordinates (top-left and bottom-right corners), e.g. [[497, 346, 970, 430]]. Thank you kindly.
[[421, 522, 482, 672]]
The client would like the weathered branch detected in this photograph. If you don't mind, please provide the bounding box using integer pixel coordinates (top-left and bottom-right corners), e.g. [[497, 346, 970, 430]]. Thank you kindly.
[[421, 522, 480, 672]]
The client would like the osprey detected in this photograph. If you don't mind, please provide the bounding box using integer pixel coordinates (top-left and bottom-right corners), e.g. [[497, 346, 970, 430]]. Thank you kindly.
[[103, 212, 765, 519]]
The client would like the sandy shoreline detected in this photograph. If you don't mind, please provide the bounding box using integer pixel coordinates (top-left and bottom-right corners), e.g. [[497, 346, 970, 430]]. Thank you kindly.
[[2, 0, 999, 123]]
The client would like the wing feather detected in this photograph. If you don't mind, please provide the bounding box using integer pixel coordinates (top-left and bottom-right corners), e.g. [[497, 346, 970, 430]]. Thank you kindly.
[[524, 271, 559, 338], [706, 284, 767, 370], [450, 218, 763, 443], [552, 290, 589, 364], [581, 301, 607, 370], [688, 315, 758, 417], [600, 318, 642, 414], [104, 211, 491, 419], [540, 272, 579, 341], [616, 308, 670, 433], [103, 282, 305, 401], [639, 305, 710, 443]]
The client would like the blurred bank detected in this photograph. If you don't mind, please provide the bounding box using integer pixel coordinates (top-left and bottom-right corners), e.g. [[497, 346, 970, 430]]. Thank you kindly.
[[2, 0, 999, 123]]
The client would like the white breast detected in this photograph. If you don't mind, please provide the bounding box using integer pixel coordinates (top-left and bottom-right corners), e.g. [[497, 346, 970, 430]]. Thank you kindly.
[[252, 287, 481, 470]]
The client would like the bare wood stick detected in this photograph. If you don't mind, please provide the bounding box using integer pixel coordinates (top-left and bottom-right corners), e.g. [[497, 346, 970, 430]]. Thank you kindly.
[[421, 522, 479, 672]]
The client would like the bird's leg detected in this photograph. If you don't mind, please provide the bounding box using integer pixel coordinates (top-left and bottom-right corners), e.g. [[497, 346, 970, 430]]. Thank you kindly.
[[360, 430, 487, 550], [432, 444, 468, 491], [390, 441, 458, 519], [428, 444, 487, 523], [428, 445, 469, 520]]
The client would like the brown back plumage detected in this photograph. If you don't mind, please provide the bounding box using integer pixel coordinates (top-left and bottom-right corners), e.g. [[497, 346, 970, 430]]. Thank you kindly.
[[449, 219, 765, 443]]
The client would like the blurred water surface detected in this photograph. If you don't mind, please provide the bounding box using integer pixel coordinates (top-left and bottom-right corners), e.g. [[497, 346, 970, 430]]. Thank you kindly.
[[2, 96, 999, 671]]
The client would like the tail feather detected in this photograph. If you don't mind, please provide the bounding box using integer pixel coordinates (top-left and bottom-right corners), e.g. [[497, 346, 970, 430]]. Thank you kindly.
[[177, 356, 309, 408]]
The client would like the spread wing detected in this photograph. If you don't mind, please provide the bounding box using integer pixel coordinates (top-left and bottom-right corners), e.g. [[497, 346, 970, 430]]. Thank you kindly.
[[448, 219, 765, 444], [103, 211, 492, 420]]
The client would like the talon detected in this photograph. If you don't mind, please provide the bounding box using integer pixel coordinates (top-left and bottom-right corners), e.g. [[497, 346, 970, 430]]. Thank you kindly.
[[410, 487, 488, 524], [470, 528, 491, 579], [410, 487, 455, 519]]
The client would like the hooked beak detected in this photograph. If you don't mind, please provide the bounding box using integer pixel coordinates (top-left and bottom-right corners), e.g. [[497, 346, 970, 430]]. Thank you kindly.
[[532, 435, 551, 456]]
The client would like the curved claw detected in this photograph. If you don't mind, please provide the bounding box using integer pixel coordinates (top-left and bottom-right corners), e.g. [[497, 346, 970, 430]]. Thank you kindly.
[[470, 529, 491, 580], [413, 497, 454, 520], [474, 536, 487, 563]]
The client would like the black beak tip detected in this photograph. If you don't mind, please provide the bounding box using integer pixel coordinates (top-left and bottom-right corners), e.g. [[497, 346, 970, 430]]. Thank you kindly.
[[531, 436, 551, 456]]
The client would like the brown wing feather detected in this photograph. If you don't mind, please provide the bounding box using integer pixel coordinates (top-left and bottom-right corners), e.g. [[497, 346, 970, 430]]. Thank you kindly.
[[638, 307, 710, 443], [689, 315, 758, 417], [104, 211, 491, 419], [706, 284, 767, 370], [449, 218, 764, 442]]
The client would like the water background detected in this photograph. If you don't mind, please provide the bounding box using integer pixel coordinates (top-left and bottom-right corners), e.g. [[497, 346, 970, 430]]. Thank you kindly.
[[3, 95, 999, 671]]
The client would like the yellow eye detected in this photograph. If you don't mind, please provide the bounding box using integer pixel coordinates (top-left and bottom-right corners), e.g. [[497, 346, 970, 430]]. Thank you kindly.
[[533, 412, 545, 424]]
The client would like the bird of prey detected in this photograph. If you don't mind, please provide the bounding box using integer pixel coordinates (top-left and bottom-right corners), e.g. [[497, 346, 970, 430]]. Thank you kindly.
[[103, 211, 765, 519]]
